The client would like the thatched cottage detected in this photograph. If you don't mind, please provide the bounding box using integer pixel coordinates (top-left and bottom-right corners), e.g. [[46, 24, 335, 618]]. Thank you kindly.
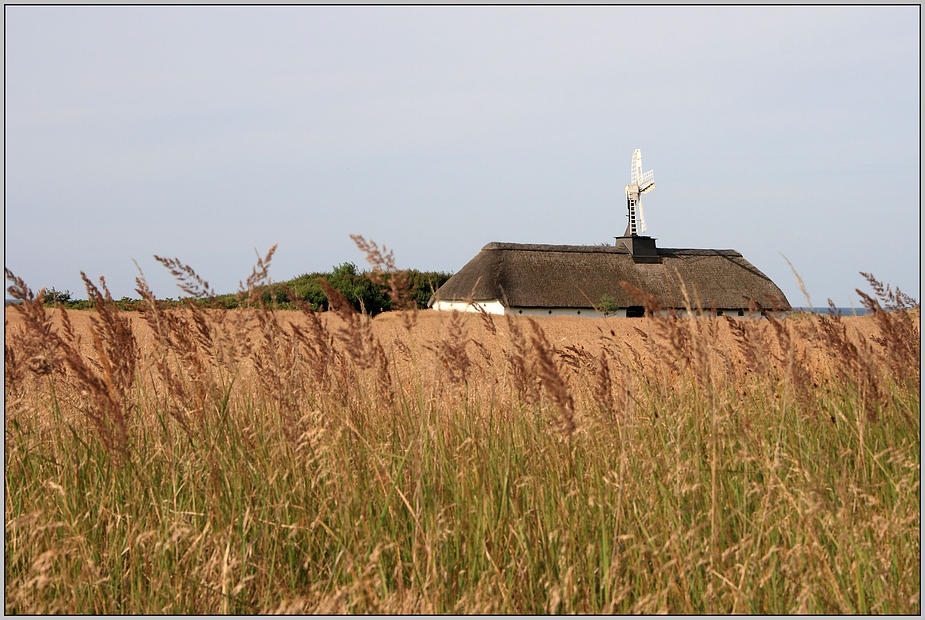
[[429, 236, 791, 317]]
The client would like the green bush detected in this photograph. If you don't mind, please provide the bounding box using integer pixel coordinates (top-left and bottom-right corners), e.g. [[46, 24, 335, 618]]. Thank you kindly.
[[598, 294, 620, 316], [42, 287, 72, 305], [36, 264, 453, 316], [276, 263, 451, 315]]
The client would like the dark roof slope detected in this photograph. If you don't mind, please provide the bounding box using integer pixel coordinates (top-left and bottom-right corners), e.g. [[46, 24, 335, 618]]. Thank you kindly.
[[433, 242, 791, 310]]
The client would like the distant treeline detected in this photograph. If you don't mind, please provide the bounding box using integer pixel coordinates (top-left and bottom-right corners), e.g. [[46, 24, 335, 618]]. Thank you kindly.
[[30, 263, 454, 315]]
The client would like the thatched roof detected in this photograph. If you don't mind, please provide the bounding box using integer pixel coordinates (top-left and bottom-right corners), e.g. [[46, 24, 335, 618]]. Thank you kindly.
[[432, 242, 791, 311]]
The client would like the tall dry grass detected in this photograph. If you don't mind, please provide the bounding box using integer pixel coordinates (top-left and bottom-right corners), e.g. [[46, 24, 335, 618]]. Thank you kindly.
[[3, 247, 920, 614]]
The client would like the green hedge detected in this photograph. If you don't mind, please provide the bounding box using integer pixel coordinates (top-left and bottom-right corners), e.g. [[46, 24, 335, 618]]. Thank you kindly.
[[36, 265, 453, 315]]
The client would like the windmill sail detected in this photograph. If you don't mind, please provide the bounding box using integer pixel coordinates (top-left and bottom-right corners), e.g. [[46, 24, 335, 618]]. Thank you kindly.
[[636, 201, 647, 234]]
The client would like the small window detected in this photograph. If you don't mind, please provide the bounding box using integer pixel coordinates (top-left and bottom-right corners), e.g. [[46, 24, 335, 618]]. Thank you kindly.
[[518, 310, 523, 314], [577, 310, 581, 315], [738, 310, 744, 317], [626, 306, 645, 318], [548, 310, 552, 315], [717, 310, 724, 316]]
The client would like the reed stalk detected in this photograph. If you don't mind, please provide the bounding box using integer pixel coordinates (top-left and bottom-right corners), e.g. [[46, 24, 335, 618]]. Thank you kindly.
[[4, 256, 919, 614]]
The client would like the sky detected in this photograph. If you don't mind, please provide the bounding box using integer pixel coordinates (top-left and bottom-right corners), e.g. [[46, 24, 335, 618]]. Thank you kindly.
[[4, 6, 920, 307]]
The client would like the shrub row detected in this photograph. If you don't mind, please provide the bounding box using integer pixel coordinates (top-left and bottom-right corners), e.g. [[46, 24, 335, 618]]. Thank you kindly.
[[31, 263, 453, 315]]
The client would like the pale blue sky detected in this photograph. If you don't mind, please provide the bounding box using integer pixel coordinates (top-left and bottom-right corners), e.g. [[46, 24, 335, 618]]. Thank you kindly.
[[5, 6, 920, 307]]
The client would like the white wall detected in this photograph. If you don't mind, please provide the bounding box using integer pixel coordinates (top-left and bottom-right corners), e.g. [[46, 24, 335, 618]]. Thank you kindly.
[[432, 300, 612, 317], [432, 299, 767, 319], [431, 299, 506, 315], [507, 306, 612, 317], [646, 309, 765, 319]]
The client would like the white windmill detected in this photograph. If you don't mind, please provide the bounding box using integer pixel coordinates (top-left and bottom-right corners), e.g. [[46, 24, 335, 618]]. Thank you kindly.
[[624, 149, 655, 237]]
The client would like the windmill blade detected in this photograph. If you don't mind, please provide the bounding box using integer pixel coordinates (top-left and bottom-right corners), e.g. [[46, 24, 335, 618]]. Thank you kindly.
[[636, 200, 647, 235], [631, 149, 643, 184]]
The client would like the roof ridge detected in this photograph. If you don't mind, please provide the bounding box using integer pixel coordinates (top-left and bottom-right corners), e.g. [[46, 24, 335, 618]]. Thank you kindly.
[[481, 242, 741, 256]]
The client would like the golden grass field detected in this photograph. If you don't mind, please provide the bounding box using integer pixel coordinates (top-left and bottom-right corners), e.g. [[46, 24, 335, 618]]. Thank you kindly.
[[4, 263, 920, 614], [4, 306, 890, 402]]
